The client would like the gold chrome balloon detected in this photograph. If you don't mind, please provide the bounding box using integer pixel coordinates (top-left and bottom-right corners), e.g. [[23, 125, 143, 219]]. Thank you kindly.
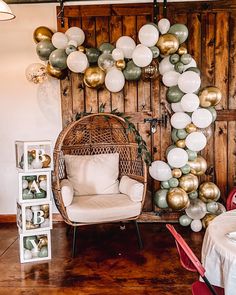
[[185, 123, 198, 133], [179, 173, 199, 193], [26, 221, 40, 230], [177, 46, 188, 55], [176, 139, 186, 148], [40, 204, 49, 212], [38, 175, 47, 182], [202, 213, 217, 228], [78, 45, 85, 53], [83, 66, 105, 89], [156, 33, 179, 56], [38, 237, 48, 249], [199, 86, 222, 107], [40, 154, 51, 168], [33, 26, 53, 43], [141, 59, 159, 81], [172, 168, 182, 178], [199, 182, 221, 203], [188, 156, 207, 176], [167, 187, 189, 211], [116, 59, 126, 70], [46, 63, 68, 80]]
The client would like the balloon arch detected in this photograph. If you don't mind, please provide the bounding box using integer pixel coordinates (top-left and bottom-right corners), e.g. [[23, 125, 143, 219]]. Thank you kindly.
[[26, 18, 225, 231]]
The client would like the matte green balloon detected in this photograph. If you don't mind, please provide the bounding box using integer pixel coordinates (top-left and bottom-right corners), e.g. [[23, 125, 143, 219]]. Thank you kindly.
[[150, 46, 160, 58], [22, 189, 34, 200], [169, 53, 180, 64], [171, 128, 179, 143], [24, 236, 38, 250], [186, 67, 201, 75], [49, 49, 67, 70], [36, 40, 55, 61], [123, 61, 141, 81], [186, 149, 198, 161], [168, 23, 189, 44], [206, 201, 219, 213], [179, 214, 192, 226], [168, 177, 179, 188], [154, 189, 169, 209], [65, 45, 77, 55], [181, 164, 191, 174], [177, 129, 187, 139], [161, 181, 170, 189], [188, 191, 198, 199], [180, 53, 192, 65], [167, 86, 184, 103], [23, 175, 37, 182], [206, 107, 217, 122], [34, 189, 46, 199], [99, 42, 115, 54], [38, 246, 48, 258], [86, 47, 101, 64], [174, 62, 185, 73]]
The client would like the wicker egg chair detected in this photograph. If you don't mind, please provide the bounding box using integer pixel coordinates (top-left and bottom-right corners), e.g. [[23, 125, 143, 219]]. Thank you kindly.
[[52, 113, 147, 256]]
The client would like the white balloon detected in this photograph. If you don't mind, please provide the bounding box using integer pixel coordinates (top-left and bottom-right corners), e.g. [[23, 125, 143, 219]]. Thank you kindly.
[[190, 219, 202, 232], [39, 180, 47, 191], [185, 199, 207, 219], [178, 71, 201, 93], [116, 36, 136, 59], [138, 23, 159, 47], [162, 70, 180, 87], [183, 58, 197, 71], [149, 160, 172, 181], [24, 249, 33, 260], [167, 147, 188, 168], [185, 132, 207, 152], [180, 93, 200, 112], [67, 51, 88, 73], [171, 102, 184, 112], [112, 48, 124, 61], [68, 40, 78, 47], [170, 112, 191, 129], [105, 67, 125, 93], [158, 18, 170, 34], [65, 27, 85, 46], [192, 108, 213, 128], [31, 159, 43, 169], [22, 180, 28, 189], [52, 32, 68, 49], [159, 56, 174, 75], [25, 208, 33, 221], [132, 44, 153, 67]]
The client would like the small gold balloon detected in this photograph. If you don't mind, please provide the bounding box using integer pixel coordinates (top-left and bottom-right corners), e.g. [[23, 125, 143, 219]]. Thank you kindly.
[[157, 33, 179, 56], [46, 63, 68, 80], [199, 182, 220, 203], [40, 204, 49, 212], [185, 123, 198, 133], [31, 149, 36, 158], [167, 187, 189, 211], [176, 139, 186, 148], [179, 173, 199, 193], [38, 237, 48, 249], [202, 213, 217, 228], [40, 154, 51, 168], [33, 26, 53, 43], [199, 86, 222, 107], [178, 46, 188, 55], [188, 156, 207, 176], [26, 221, 40, 230], [78, 45, 85, 53], [83, 66, 105, 89], [141, 59, 159, 81], [38, 175, 47, 182], [172, 168, 182, 178], [115, 59, 126, 70]]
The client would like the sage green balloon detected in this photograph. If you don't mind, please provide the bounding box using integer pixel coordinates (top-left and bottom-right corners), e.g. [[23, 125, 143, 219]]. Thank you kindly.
[[24, 236, 38, 250], [181, 164, 191, 174], [154, 189, 169, 209], [168, 23, 189, 44], [99, 42, 115, 54], [186, 149, 198, 161], [206, 107, 217, 122], [24, 175, 37, 182], [22, 189, 34, 200], [123, 61, 141, 81], [171, 128, 179, 143], [49, 49, 67, 70], [168, 177, 179, 188], [180, 53, 192, 65], [150, 46, 160, 58], [177, 129, 187, 139], [186, 67, 201, 75], [188, 190, 198, 199], [179, 214, 192, 226], [174, 62, 185, 73], [34, 189, 46, 199], [206, 201, 219, 213], [38, 246, 48, 258], [65, 45, 77, 55], [161, 181, 170, 189], [167, 86, 184, 103], [36, 40, 55, 61], [86, 47, 101, 64], [170, 53, 180, 64]]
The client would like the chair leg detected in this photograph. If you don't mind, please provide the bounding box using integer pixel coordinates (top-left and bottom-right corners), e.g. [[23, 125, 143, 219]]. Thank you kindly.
[[202, 276, 218, 295], [66, 224, 72, 236], [133, 220, 143, 250], [72, 226, 78, 258]]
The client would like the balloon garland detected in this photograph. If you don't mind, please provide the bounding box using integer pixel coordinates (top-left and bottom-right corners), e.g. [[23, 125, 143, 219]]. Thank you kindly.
[[27, 20, 226, 231]]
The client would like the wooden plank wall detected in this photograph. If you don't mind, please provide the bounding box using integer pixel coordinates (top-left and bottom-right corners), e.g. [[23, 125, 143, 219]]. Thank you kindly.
[[57, 1, 236, 216]]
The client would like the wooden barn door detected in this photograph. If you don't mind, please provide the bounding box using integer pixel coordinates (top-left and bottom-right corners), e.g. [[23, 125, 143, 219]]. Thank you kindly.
[[57, 1, 236, 221]]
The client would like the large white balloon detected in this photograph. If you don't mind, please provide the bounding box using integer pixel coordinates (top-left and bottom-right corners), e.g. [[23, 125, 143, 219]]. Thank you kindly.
[[138, 23, 159, 47], [159, 56, 174, 75], [185, 131, 207, 152], [65, 27, 85, 46], [149, 160, 172, 181], [190, 219, 202, 232], [112, 48, 124, 61], [105, 67, 125, 93], [52, 32, 68, 49], [185, 199, 207, 219], [192, 108, 213, 128], [158, 18, 170, 34], [132, 44, 153, 67], [178, 71, 201, 93], [180, 93, 200, 112], [116, 36, 136, 59], [170, 112, 191, 129], [171, 102, 184, 112], [67, 51, 88, 73], [162, 71, 180, 87], [167, 148, 188, 168]]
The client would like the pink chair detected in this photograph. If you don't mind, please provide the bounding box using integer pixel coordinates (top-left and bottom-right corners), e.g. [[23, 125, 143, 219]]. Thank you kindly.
[[226, 188, 236, 211], [166, 224, 224, 295]]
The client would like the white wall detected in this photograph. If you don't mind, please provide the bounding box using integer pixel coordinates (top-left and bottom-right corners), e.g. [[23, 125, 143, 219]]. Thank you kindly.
[[0, 4, 62, 214]]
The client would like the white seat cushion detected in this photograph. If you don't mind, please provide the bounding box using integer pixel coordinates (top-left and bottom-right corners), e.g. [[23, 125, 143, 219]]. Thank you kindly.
[[66, 193, 142, 223]]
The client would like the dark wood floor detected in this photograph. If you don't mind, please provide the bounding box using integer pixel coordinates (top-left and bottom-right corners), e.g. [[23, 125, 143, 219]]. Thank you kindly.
[[0, 222, 204, 295]]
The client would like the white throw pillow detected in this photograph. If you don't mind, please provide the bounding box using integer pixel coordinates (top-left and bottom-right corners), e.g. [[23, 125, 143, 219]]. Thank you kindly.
[[64, 153, 119, 195], [60, 179, 74, 207], [119, 175, 144, 202]]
